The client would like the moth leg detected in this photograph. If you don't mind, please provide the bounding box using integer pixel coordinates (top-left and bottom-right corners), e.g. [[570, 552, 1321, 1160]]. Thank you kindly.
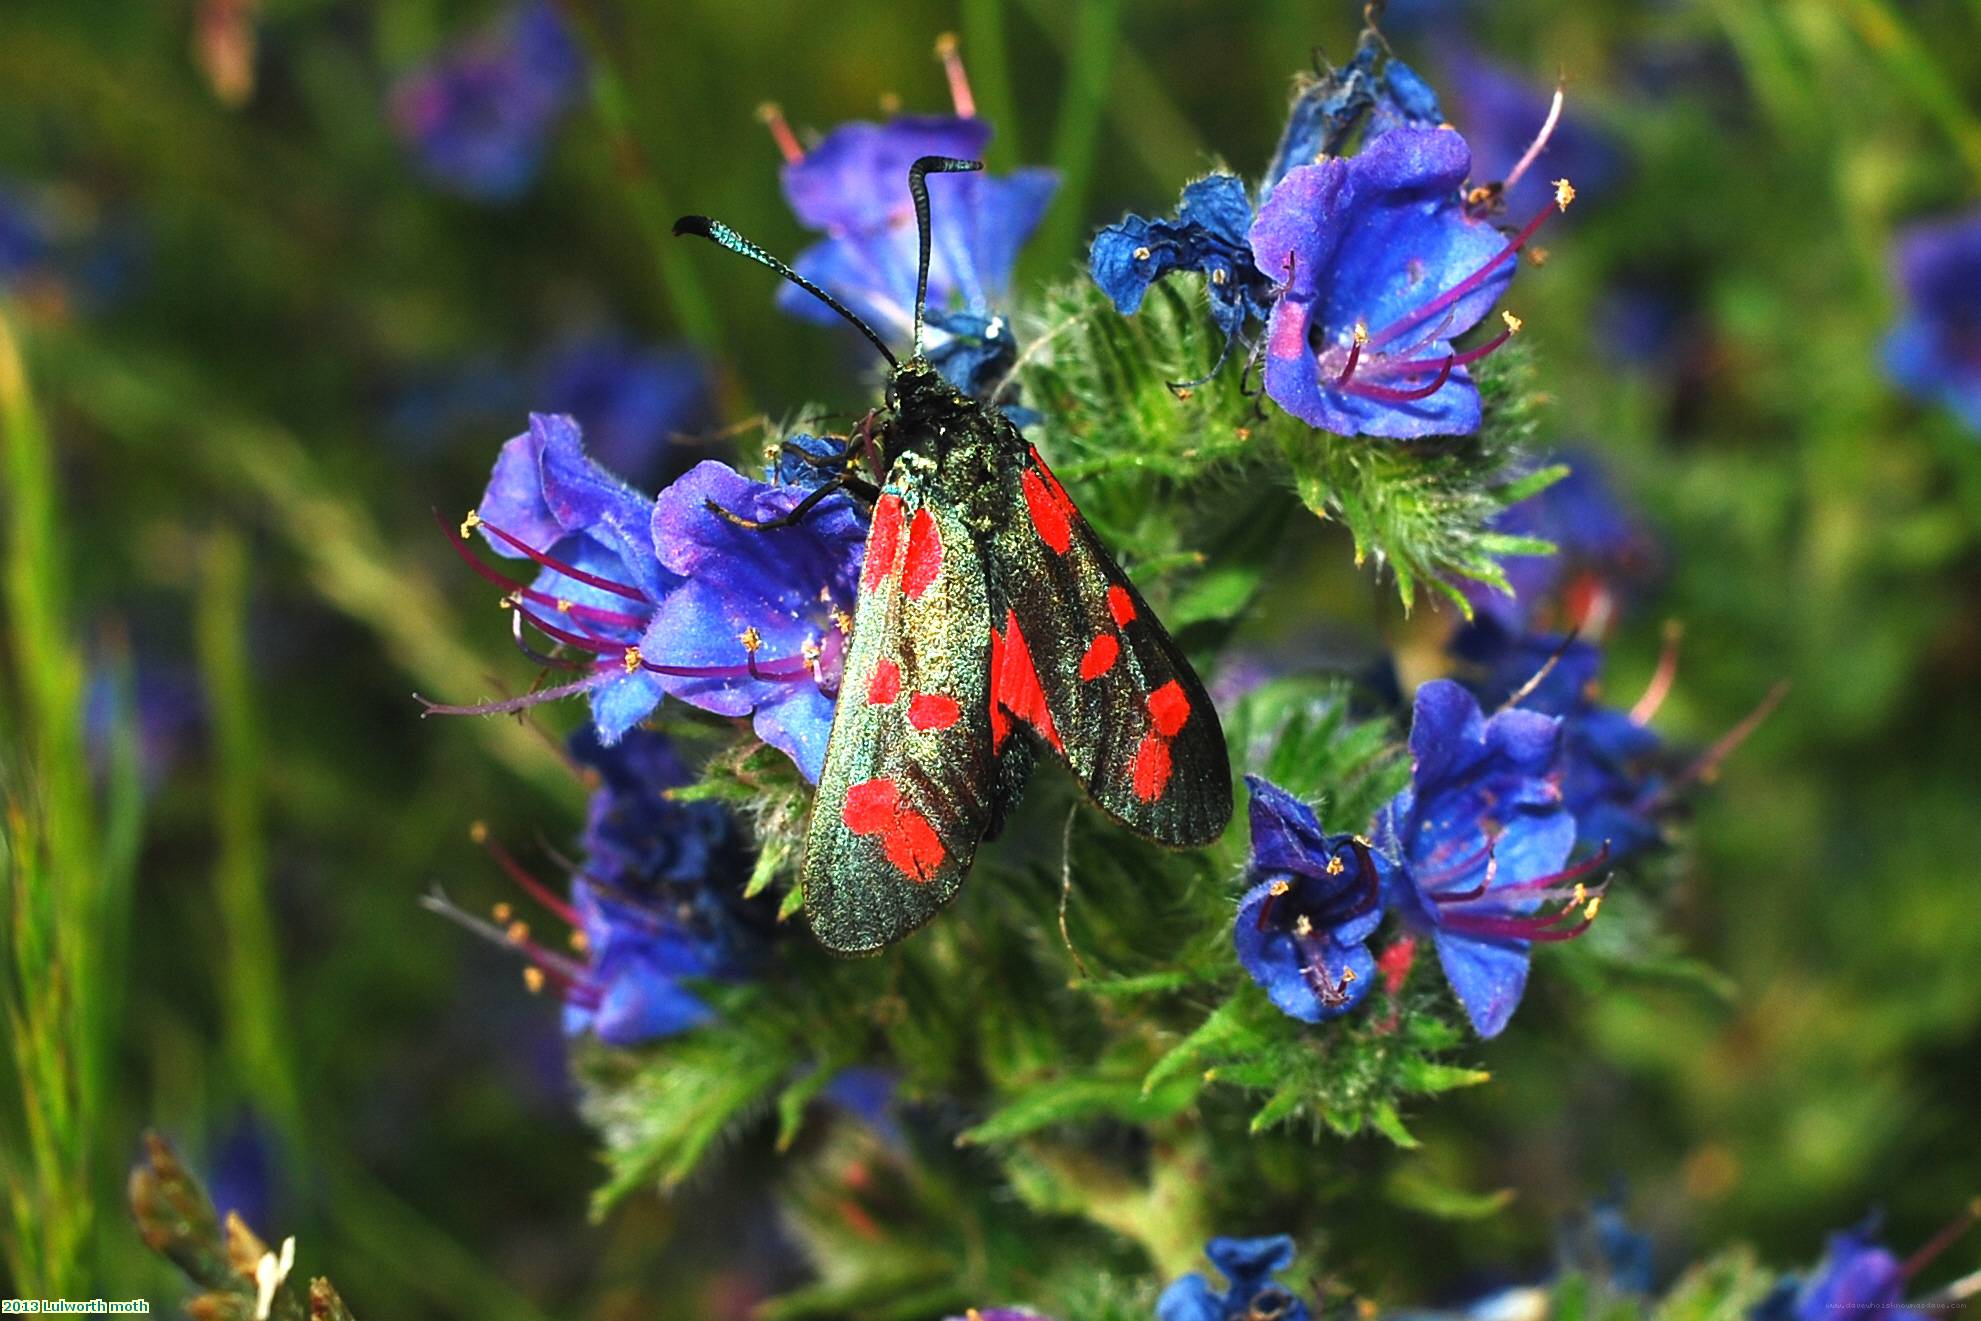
[[704, 474, 877, 531]]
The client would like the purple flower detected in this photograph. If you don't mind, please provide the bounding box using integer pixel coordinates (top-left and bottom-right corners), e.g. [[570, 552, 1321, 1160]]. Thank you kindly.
[[1377, 680, 1602, 1038], [557, 727, 758, 1045], [1090, 173, 1275, 363], [766, 49, 1056, 389], [1251, 128, 1557, 439], [1234, 777, 1386, 1022], [641, 461, 866, 783], [534, 334, 709, 482], [466, 412, 678, 743], [1464, 451, 1659, 632], [390, 1, 584, 202], [1263, 34, 1446, 199], [1755, 1223, 1947, 1321], [1158, 1235, 1311, 1321], [1884, 209, 1981, 435], [1440, 45, 1623, 222]]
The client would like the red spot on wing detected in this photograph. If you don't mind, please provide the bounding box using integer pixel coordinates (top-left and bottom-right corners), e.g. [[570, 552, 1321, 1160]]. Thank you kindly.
[[862, 494, 905, 593], [988, 624, 1012, 750], [901, 508, 943, 599], [868, 658, 901, 705], [908, 693, 961, 731], [842, 776, 946, 882], [1132, 733, 1173, 802], [1147, 680, 1191, 737], [1079, 633, 1120, 682], [1107, 585, 1137, 627], [843, 777, 900, 834], [1021, 468, 1073, 555], [991, 608, 1063, 752]]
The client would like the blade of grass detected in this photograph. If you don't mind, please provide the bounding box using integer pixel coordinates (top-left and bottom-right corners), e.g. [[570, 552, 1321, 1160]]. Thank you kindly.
[[194, 529, 303, 1147], [1842, 0, 1981, 180], [0, 306, 102, 1295]]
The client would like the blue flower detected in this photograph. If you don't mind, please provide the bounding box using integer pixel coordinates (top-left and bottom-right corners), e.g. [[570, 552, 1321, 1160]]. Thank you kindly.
[[1251, 128, 1549, 439], [1158, 1234, 1311, 1321], [640, 461, 867, 783], [769, 59, 1056, 394], [1440, 45, 1623, 223], [1449, 621, 1666, 862], [390, 1, 584, 202], [1884, 208, 1981, 436], [1263, 34, 1446, 199], [1755, 1225, 1932, 1321], [468, 413, 678, 743], [557, 727, 758, 1045], [0, 182, 52, 286], [1235, 777, 1386, 1022], [1089, 173, 1276, 365], [1464, 451, 1659, 632], [1378, 680, 1600, 1038], [534, 334, 709, 482]]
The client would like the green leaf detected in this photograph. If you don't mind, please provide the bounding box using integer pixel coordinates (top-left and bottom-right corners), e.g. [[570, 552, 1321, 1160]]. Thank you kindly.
[[1651, 1247, 1776, 1321], [1396, 1059, 1494, 1095], [1386, 1164, 1516, 1220], [958, 1073, 1199, 1146], [1369, 1101, 1421, 1149], [1140, 994, 1271, 1098]]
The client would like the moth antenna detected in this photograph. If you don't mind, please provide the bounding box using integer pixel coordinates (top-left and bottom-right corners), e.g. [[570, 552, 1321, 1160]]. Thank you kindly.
[[907, 155, 984, 360], [672, 215, 899, 367]]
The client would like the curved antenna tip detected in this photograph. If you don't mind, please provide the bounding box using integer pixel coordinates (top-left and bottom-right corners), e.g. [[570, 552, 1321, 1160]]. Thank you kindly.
[[672, 215, 714, 239]]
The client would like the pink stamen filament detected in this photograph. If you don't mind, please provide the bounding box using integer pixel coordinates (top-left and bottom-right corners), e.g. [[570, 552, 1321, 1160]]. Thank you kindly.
[[473, 517, 651, 603], [1439, 907, 1595, 943], [1419, 836, 1498, 891], [1503, 85, 1566, 195], [440, 514, 651, 630], [420, 888, 592, 985], [1902, 1200, 1981, 1280], [478, 834, 581, 927], [1367, 199, 1558, 352], [1370, 323, 1515, 380], [1293, 931, 1356, 1007], [1335, 334, 1365, 385], [1630, 621, 1685, 725], [758, 102, 804, 164], [936, 34, 975, 118], [1645, 681, 1789, 805], [1341, 356, 1453, 403]]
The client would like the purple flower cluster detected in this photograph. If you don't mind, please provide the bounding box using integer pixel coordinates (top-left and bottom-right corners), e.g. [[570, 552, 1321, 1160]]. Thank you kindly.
[[1090, 30, 1578, 438], [441, 412, 864, 782], [1241, 680, 1609, 1039], [390, 1, 585, 202]]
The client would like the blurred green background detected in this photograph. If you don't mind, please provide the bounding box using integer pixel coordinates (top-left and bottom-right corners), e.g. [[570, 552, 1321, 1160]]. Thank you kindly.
[[3, 0, 1979, 1316]]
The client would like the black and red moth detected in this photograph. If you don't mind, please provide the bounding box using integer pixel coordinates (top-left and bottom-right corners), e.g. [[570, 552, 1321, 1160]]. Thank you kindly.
[[675, 156, 1232, 954]]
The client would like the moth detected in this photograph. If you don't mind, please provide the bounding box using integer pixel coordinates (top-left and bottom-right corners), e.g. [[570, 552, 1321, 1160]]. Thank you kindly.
[[675, 156, 1232, 954]]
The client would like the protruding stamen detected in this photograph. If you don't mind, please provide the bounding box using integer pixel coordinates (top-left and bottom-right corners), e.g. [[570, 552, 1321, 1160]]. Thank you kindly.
[[420, 885, 591, 983], [1501, 310, 1523, 336], [1904, 1198, 1981, 1280], [1366, 195, 1564, 352], [1652, 680, 1789, 801], [1503, 85, 1566, 195], [757, 102, 804, 164], [935, 32, 975, 118], [1339, 355, 1453, 403], [739, 626, 763, 653], [1499, 627, 1584, 712], [472, 515, 651, 603], [415, 670, 614, 718], [1630, 621, 1685, 725], [1336, 321, 1369, 385], [438, 510, 650, 630], [460, 508, 482, 539], [472, 824, 580, 927]]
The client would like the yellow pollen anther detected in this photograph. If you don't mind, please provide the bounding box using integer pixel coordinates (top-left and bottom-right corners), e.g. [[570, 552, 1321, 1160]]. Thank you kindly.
[[1133, 245, 1152, 260], [739, 626, 763, 653], [622, 646, 642, 674], [802, 636, 823, 664], [831, 607, 854, 636], [469, 820, 489, 844], [1502, 310, 1524, 335], [459, 509, 481, 538], [1553, 177, 1576, 211], [934, 31, 960, 58], [569, 929, 589, 952], [1584, 896, 1603, 921], [1326, 856, 1345, 875], [1340, 968, 1357, 984], [1210, 268, 1228, 285], [1357, 1300, 1380, 1321], [1353, 320, 1370, 346], [555, 598, 573, 613], [1269, 879, 1292, 896], [522, 967, 546, 994], [1528, 245, 1551, 267], [1353, 834, 1372, 848], [492, 901, 513, 923], [1571, 882, 1587, 906], [1294, 914, 1315, 937], [506, 920, 530, 944]]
